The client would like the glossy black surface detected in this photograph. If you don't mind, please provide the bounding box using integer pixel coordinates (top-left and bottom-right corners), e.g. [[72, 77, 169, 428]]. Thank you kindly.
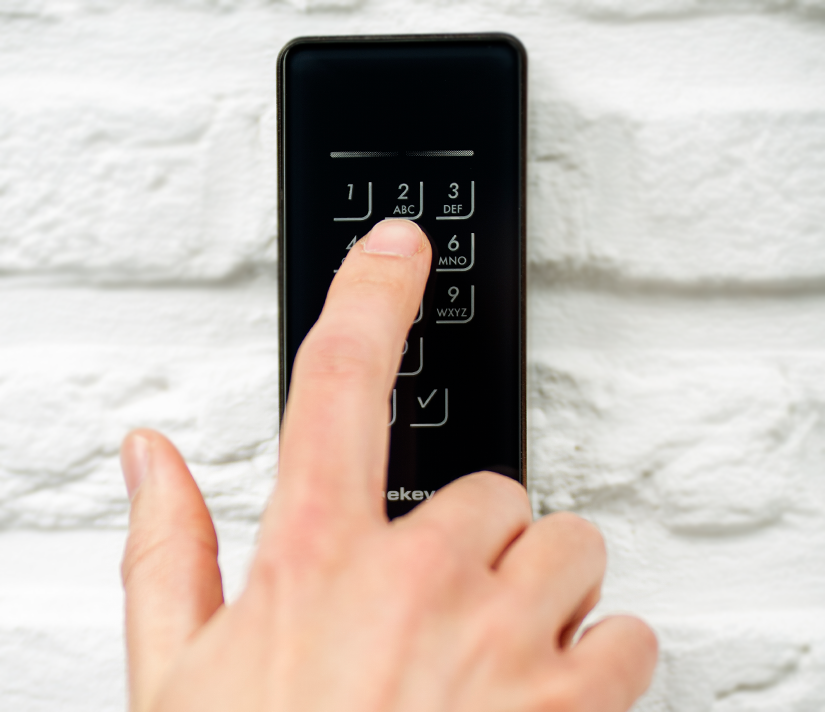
[[279, 35, 525, 518]]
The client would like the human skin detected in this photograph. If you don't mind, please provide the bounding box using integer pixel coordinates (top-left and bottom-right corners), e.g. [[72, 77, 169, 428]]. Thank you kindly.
[[120, 218, 658, 712]]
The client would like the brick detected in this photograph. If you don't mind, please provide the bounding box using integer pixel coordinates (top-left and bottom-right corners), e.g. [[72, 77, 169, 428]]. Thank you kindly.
[[529, 96, 825, 282], [635, 613, 825, 712], [0, 624, 124, 711], [0, 284, 279, 347], [19, 0, 823, 14], [0, 529, 256, 711], [529, 353, 824, 534], [0, 532, 126, 712], [528, 283, 825, 353], [284, 0, 364, 10], [0, 87, 275, 279], [0, 0, 363, 15], [559, 0, 825, 19], [0, 1, 47, 19], [0, 346, 278, 528]]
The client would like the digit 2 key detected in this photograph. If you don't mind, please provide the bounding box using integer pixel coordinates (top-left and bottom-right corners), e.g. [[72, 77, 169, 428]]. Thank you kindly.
[[278, 34, 526, 518]]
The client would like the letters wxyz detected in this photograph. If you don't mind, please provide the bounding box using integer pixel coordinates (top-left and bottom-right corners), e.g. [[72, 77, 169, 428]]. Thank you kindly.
[[436, 307, 468, 318]]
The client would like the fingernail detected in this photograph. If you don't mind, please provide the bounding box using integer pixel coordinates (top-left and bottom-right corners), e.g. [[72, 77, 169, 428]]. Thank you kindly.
[[363, 219, 425, 257], [121, 433, 150, 500]]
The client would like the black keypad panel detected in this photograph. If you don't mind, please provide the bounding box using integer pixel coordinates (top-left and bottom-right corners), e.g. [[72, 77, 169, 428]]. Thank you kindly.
[[279, 35, 526, 518]]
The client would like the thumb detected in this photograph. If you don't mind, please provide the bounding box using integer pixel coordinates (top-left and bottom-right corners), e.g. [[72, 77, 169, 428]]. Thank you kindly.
[[121, 430, 224, 712]]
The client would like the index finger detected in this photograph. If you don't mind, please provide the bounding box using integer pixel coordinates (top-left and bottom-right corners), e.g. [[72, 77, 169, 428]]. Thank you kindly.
[[273, 219, 431, 532]]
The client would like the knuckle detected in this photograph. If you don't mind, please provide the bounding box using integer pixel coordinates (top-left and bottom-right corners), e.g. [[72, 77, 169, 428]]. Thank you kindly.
[[549, 512, 606, 562], [332, 270, 413, 325], [121, 535, 154, 587], [121, 518, 219, 590], [252, 507, 368, 592], [348, 272, 405, 298], [539, 679, 588, 712], [473, 471, 531, 516], [296, 329, 382, 385], [334, 269, 421, 331], [250, 541, 319, 597], [120, 532, 175, 589], [247, 548, 280, 594], [473, 599, 524, 654], [411, 524, 456, 568], [627, 616, 659, 662], [396, 523, 462, 590]]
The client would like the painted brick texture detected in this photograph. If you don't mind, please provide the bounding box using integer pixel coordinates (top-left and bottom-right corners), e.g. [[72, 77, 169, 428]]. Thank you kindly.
[[0, 1, 823, 710]]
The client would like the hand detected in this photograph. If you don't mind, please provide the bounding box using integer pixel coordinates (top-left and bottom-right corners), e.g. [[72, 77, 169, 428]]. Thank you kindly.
[[120, 218, 657, 712]]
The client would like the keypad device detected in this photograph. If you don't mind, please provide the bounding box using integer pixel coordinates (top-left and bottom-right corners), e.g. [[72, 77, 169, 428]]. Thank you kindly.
[[278, 35, 526, 518]]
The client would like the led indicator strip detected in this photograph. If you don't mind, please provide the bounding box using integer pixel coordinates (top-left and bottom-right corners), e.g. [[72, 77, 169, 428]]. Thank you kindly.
[[330, 151, 398, 158], [329, 150, 474, 158], [407, 150, 474, 157]]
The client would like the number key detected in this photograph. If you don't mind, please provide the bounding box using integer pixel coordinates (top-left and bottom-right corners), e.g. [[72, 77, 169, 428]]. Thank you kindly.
[[435, 284, 475, 324], [436, 232, 475, 272], [436, 180, 474, 220], [386, 181, 423, 219]]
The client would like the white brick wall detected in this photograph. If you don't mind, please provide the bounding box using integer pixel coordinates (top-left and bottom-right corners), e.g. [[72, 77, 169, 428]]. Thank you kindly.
[[0, 2, 822, 709]]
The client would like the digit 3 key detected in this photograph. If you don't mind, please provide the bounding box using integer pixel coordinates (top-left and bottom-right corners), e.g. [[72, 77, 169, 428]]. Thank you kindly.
[[278, 34, 526, 519]]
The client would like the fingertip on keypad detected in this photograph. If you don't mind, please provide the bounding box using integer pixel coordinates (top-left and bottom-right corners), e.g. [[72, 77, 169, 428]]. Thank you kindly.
[[363, 219, 426, 257]]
